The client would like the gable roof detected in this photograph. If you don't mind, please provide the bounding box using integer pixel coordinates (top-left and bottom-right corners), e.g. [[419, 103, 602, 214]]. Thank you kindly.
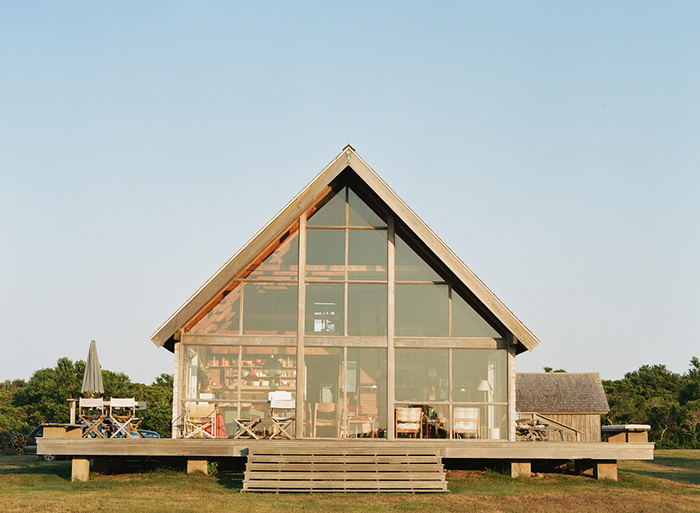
[[516, 373, 610, 413], [150, 146, 541, 352]]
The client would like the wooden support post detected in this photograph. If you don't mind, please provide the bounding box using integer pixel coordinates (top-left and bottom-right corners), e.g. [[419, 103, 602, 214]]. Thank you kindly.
[[68, 399, 77, 425], [387, 215, 395, 440], [187, 459, 208, 475], [72, 458, 90, 482], [296, 213, 306, 438], [595, 460, 618, 481], [510, 461, 531, 478]]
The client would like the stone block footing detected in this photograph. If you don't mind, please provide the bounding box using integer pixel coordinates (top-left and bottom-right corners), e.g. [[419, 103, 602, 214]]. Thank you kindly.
[[187, 459, 208, 475], [510, 461, 531, 478], [72, 458, 90, 482], [575, 459, 618, 481]]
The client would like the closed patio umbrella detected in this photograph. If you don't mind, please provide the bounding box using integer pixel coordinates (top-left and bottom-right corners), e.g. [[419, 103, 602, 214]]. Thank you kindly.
[[81, 340, 104, 396]]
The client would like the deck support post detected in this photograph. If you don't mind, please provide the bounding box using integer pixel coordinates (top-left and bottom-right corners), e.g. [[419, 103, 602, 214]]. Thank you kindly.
[[72, 458, 90, 482], [575, 459, 618, 481], [594, 460, 617, 481], [187, 458, 208, 475], [510, 460, 531, 478]]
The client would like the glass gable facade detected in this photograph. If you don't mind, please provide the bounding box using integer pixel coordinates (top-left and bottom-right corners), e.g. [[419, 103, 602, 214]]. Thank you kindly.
[[179, 177, 510, 440]]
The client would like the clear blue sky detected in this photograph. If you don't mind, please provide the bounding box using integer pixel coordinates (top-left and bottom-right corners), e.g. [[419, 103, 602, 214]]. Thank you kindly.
[[2, 2, 698, 384]]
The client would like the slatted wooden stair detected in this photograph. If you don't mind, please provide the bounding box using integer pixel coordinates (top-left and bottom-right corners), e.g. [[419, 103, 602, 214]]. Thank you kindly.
[[242, 444, 448, 493]]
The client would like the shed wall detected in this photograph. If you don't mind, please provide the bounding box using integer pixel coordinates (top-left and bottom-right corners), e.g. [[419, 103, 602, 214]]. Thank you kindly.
[[522, 412, 602, 441]]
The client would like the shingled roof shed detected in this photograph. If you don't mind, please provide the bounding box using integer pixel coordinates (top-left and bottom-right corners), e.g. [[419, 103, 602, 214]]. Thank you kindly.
[[516, 373, 609, 442]]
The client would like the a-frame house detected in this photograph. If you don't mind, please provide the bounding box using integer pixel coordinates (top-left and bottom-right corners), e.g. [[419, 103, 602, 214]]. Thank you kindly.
[[151, 146, 541, 441]]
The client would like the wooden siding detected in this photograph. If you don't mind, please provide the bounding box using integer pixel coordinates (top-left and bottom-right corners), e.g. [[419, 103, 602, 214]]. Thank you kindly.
[[521, 412, 602, 442]]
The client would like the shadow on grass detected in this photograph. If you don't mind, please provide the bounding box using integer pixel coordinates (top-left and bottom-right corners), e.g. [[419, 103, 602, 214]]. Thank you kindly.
[[653, 455, 700, 471], [216, 471, 244, 491], [622, 457, 700, 487], [623, 467, 700, 486], [0, 457, 72, 480]]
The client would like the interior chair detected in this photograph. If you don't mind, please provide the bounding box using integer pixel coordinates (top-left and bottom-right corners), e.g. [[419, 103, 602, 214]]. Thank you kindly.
[[109, 398, 142, 438], [79, 398, 107, 438], [395, 407, 422, 438], [346, 394, 378, 438], [453, 407, 480, 439], [313, 402, 339, 437], [268, 391, 295, 439], [184, 403, 217, 438]]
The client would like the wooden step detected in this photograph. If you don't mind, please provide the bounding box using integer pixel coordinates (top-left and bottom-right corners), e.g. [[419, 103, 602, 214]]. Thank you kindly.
[[242, 445, 448, 493]]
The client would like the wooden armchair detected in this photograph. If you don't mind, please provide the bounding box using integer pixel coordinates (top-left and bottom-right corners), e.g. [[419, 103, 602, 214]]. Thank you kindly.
[[395, 407, 422, 438], [453, 407, 480, 439]]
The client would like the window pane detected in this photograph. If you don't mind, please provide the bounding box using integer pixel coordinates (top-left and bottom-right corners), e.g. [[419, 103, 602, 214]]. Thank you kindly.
[[188, 284, 241, 335], [452, 292, 500, 338], [348, 229, 387, 281], [394, 348, 448, 403], [307, 187, 346, 226], [305, 347, 343, 437], [306, 283, 344, 335], [453, 405, 507, 440], [348, 284, 387, 336], [395, 284, 448, 337], [242, 282, 298, 335], [394, 403, 448, 439], [182, 345, 239, 402], [242, 229, 298, 280], [348, 188, 386, 227], [346, 348, 387, 438], [240, 346, 297, 404], [452, 349, 507, 403], [306, 229, 345, 280], [395, 233, 442, 282]]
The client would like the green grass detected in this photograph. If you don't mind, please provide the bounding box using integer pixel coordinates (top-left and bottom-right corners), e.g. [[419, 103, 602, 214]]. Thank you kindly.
[[619, 449, 700, 487], [1, 451, 699, 512]]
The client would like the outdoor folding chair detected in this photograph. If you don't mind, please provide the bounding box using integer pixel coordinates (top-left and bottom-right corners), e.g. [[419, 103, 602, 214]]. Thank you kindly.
[[268, 391, 295, 439], [232, 403, 262, 439], [184, 403, 217, 438], [79, 398, 107, 438], [395, 407, 422, 438], [453, 407, 480, 439], [109, 398, 141, 438]]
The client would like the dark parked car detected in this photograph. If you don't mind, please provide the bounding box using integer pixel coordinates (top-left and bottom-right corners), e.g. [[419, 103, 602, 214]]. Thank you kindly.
[[136, 429, 160, 438], [23, 425, 62, 461]]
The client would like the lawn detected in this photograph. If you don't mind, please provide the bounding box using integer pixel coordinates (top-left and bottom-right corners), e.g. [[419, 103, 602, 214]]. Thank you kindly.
[[1, 451, 698, 512]]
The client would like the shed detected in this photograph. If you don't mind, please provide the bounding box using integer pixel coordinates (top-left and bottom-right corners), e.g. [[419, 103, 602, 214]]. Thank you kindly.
[[516, 372, 609, 441]]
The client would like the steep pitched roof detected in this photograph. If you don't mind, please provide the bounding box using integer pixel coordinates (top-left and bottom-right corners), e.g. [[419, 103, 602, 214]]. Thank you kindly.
[[516, 373, 610, 413], [150, 146, 541, 352]]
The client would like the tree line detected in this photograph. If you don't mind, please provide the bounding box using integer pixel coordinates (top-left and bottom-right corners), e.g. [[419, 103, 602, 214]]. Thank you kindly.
[[602, 357, 700, 448], [0, 357, 173, 437], [2, 356, 700, 446]]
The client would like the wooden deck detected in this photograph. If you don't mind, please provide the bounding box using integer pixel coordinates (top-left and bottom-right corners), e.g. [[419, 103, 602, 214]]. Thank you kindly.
[[38, 438, 653, 462]]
